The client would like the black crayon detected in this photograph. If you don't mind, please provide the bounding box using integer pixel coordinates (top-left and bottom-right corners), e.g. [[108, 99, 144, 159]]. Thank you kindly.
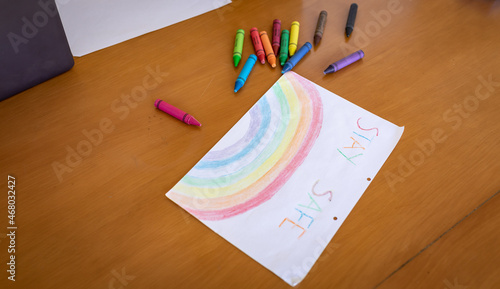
[[345, 3, 358, 38]]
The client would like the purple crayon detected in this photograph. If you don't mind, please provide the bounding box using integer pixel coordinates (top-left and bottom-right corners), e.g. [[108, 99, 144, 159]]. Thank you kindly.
[[324, 50, 364, 74]]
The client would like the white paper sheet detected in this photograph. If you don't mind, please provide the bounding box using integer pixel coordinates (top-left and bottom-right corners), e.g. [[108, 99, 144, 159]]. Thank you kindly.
[[166, 72, 404, 286], [55, 0, 231, 56]]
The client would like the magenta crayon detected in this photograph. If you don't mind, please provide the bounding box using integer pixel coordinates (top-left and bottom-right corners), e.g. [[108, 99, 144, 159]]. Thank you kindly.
[[250, 27, 266, 64], [324, 50, 364, 74], [154, 99, 201, 126], [272, 19, 281, 56]]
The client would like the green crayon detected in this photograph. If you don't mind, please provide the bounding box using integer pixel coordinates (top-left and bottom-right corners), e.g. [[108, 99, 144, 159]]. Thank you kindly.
[[279, 30, 289, 66], [233, 29, 245, 67]]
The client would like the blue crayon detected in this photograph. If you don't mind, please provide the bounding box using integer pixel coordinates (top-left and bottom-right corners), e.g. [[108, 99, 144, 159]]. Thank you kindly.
[[281, 42, 312, 74], [234, 54, 257, 92]]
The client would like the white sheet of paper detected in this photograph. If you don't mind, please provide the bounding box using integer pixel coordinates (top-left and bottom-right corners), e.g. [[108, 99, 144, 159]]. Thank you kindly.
[[166, 72, 404, 286], [55, 0, 231, 56]]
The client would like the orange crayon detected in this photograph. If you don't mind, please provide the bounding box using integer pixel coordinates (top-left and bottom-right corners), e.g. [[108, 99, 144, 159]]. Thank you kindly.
[[259, 31, 276, 68], [250, 27, 266, 64]]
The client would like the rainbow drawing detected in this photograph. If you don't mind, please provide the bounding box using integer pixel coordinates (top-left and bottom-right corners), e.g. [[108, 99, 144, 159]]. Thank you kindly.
[[167, 72, 323, 220]]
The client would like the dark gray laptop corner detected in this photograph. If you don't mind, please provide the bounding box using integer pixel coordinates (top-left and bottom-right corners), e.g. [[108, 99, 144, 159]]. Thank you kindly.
[[0, 0, 74, 101]]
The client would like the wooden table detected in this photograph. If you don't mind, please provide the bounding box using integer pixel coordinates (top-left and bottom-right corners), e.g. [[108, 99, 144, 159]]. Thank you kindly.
[[1, 0, 499, 288]]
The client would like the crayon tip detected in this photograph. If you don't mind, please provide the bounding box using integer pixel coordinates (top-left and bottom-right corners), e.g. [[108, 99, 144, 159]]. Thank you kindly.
[[185, 115, 202, 126], [190, 118, 202, 127], [260, 60, 265, 64], [271, 63, 276, 68], [345, 27, 353, 38], [233, 55, 241, 67], [281, 63, 292, 74], [314, 35, 321, 46], [324, 66, 335, 74], [234, 81, 243, 92]]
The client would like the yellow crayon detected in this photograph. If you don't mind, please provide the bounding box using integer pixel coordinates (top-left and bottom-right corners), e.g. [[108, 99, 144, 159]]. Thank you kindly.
[[289, 21, 300, 56]]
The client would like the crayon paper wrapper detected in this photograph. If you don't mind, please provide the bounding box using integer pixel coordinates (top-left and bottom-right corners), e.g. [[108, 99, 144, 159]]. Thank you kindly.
[[166, 72, 404, 286]]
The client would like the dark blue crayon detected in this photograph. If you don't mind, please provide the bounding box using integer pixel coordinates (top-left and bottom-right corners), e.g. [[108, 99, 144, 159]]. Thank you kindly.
[[234, 54, 257, 92], [281, 42, 312, 74]]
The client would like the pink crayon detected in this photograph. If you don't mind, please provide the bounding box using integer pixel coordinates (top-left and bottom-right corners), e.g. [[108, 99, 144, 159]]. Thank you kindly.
[[154, 99, 201, 126]]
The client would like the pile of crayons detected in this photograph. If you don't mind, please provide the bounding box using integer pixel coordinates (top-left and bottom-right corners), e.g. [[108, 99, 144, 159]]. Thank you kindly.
[[154, 4, 363, 126], [233, 3, 364, 93]]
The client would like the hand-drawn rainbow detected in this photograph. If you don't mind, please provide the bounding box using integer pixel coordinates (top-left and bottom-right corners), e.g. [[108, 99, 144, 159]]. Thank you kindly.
[[168, 72, 323, 220]]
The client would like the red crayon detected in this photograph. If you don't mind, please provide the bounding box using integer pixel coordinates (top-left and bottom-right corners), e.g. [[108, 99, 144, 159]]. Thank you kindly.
[[272, 19, 281, 56], [154, 99, 201, 126], [250, 27, 266, 64]]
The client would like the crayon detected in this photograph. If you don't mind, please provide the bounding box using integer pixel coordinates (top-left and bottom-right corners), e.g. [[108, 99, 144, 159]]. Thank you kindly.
[[282, 42, 312, 74], [260, 31, 276, 68], [323, 50, 364, 74], [279, 30, 289, 66], [154, 99, 201, 127], [289, 21, 300, 56], [234, 54, 257, 92], [345, 3, 358, 38], [272, 19, 281, 56], [233, 29, 245, 67], [314, 11, 328, 46], [250, 28, 266, 64]]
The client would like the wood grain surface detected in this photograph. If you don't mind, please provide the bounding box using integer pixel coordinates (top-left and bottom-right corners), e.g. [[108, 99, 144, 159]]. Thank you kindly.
[[1, 0, 499, 288]]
